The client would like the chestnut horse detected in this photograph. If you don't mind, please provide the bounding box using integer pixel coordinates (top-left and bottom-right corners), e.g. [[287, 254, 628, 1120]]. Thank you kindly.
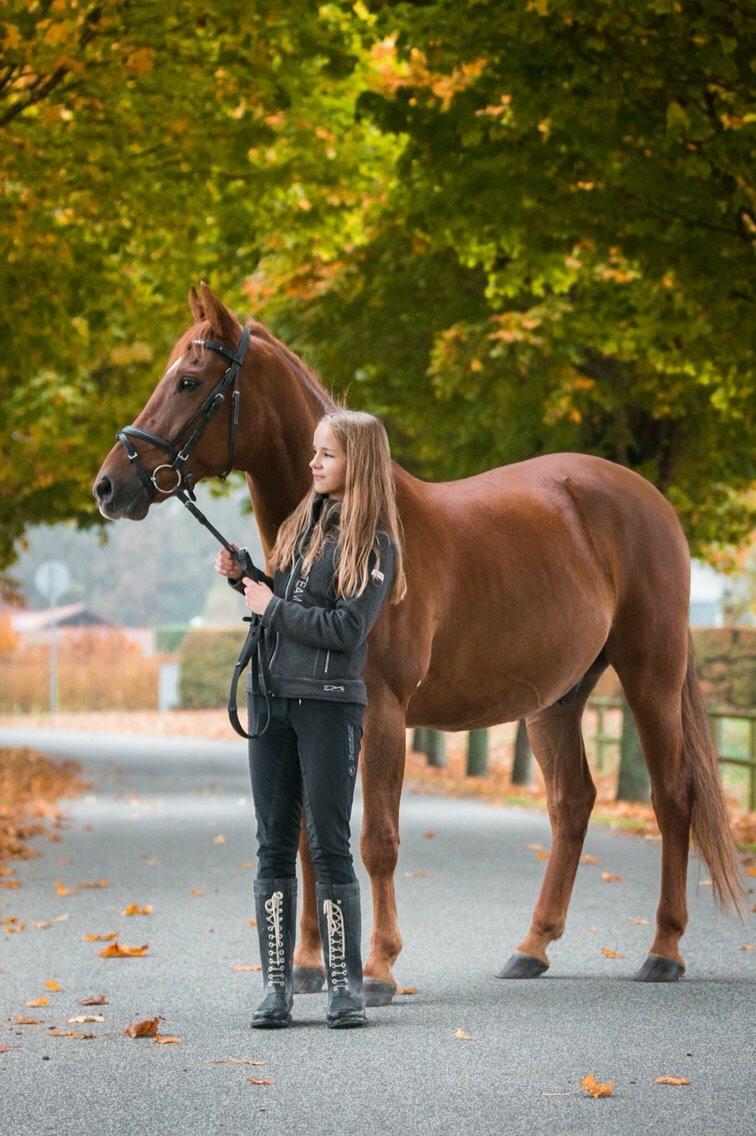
[[94, 283, 743, 1001]]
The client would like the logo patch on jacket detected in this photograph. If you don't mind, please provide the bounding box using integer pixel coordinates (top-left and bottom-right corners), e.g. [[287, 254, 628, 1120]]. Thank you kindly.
[[323, 684, 345, 693], [292, 576, 308, 603]]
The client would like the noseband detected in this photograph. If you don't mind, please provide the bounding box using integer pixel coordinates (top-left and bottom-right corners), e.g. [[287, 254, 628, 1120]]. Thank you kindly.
[[116, 325, 252, 503]]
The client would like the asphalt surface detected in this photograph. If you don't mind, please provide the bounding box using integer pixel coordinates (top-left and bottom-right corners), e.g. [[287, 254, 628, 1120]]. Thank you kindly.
[[1, 726, 753, 1135]]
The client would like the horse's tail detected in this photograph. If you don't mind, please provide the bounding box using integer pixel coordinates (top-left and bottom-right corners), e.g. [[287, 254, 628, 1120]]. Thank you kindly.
[[681, 629, 745, 915]]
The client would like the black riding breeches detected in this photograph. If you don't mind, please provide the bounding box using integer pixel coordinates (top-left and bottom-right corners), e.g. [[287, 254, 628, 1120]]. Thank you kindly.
[[246, 694, 364, 886]]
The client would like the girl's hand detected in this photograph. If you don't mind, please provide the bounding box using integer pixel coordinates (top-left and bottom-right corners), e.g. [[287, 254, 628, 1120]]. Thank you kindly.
[[243, 578, 274, 616], [215, 542, 243, 581]]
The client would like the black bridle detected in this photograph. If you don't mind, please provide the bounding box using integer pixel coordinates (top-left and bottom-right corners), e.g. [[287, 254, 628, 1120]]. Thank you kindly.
[[117, 325, 251, 505], [115, 323, 272, 740]]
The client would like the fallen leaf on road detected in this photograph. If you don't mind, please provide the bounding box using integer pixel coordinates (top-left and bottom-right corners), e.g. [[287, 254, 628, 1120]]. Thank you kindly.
[[454, 1028, 473, 1040], [746, 866, 756, 878], [155, 1035, 181, 1044], [601, 871, 623, 883], [580, 854, 599, 864], [424, 830, 437, 838], [84, 931, 118, 942], [212, 835, 226, 844], [247, 1077, 275, 1085], [534, 850, 550, 861], [68, 1014, 104, 1024], [232, 963, 262, 972], [79, 880, 109, 889], [601, 948, 624, 958], [79, 995, 108, 1005], [26, 997, 49, 1007], [99, 942, 148, 958], [631, 918, 650, 925], [523, 842, 545, 851], [10, 1015, 41, 1025], [247, 918, 257, 927], [586, 924, 599, 933], [49, 1029, 95, 1039], [396, 986, 419, 995], [740, 944, 753, 952], [124, 1016, 163, 1038], [581, 1073, 614, 1098], [122, 903, 153, 916], [44, 979, 62, 991], [54, 881, 78, 896], [653, 1076, 691, 1086], [189, 887, 205, 896], [1, 880, 21, 889], [403, 869, 429, 877]]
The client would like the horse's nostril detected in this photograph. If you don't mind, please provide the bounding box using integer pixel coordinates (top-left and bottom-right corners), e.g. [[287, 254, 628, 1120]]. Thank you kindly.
[[95, 475, 113, 502]]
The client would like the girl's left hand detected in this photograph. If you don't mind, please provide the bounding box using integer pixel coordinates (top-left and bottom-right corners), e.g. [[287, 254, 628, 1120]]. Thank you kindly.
[[242, 578, 274, 616]]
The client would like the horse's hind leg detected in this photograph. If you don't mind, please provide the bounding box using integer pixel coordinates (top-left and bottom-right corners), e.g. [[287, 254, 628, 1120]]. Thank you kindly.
[[609, 653, 691, 981], [497, 700, 596, 978]]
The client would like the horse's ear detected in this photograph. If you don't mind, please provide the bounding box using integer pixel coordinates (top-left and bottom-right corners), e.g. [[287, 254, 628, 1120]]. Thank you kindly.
[[199, 280, 239, 342], [188, 284, 204, 323]]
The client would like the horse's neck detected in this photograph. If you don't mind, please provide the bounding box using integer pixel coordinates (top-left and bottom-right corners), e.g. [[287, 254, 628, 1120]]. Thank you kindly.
[[238, 336, 329, 549]]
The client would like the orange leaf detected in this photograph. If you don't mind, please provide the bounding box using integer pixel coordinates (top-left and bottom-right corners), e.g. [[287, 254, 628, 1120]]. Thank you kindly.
[[84, 931, 118, 942], [122, 903, 153, 916], [79, 995, 108, 1005], [454, 1028, 474, 1040], [155, 1035, 182, 1044], [247, 1077, 275, 1085], [424, 830, 437, 838], [124, 1016, 162, 1038], [601, 948, 624, 959], [44, 979, 62, 991], [654, 1076, 691, 1086], [580, 854, 599, 864], [396, 985, 419, 995], [26, 996, 49, 1007], [79, 880, 109, 889], [601, 871, 623, 883], [581, 1073, 614, 1098], [232, 962, 262, 972], [99, 942, 148, 958]]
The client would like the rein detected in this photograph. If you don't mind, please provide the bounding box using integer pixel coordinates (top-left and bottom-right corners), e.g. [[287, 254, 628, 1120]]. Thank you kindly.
[[115, 323, 272, 740]]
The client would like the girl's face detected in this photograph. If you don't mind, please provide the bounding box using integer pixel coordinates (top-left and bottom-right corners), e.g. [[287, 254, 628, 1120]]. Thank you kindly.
[[309, 423, 347, 499]]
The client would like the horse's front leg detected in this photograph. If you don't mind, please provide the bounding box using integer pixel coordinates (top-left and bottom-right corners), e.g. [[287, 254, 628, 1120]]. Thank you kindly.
[[292, 819, 325, 992], [359, 687, 407, 1006]]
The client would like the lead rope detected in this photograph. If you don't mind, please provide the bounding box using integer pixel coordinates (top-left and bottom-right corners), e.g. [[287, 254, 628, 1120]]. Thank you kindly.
[[265, 890, 286, 987], [323, 898, 349, 990]]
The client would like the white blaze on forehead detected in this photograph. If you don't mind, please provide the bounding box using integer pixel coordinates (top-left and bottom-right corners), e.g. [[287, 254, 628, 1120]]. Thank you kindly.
[[163, 353, 186, 380]]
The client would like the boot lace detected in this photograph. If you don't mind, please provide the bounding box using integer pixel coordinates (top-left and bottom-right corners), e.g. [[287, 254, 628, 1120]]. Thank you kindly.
[[323, 898, 349, 990], [264, 890, 286, 987]]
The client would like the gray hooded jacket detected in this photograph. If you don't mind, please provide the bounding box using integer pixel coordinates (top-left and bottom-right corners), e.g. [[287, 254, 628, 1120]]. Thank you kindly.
[[228, 493, 396, 705]]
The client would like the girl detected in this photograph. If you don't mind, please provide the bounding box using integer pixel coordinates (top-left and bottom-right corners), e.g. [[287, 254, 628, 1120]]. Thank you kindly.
[[215, 409, 406, 1029]]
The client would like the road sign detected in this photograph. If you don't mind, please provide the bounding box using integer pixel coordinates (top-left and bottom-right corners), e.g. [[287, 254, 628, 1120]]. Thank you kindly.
[[34, 560, 70, 604]]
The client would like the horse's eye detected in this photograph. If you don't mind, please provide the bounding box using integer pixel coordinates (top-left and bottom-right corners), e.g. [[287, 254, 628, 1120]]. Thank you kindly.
[[177, 376, 200, 392]]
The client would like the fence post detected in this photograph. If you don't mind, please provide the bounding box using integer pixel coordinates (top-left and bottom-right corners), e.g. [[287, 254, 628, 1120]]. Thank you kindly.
[[466, 729, 489, 777], [412, 728, 429, 753], [510, 719, 532, 785], [616, 691, 650, 802], [426, 729, 447, 768]]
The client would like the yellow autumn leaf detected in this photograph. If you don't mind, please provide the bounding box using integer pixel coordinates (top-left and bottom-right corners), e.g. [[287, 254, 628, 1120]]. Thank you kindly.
[[581, 1073, 614, 1098]]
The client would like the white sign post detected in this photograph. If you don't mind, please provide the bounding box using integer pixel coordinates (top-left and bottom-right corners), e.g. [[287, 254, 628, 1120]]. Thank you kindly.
[[34, 561, 71, 714]]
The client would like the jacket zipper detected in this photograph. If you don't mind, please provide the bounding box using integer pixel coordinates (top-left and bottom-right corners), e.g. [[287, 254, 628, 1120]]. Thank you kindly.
[[268, 550, 303, 672], [324, 649, 330, 674]]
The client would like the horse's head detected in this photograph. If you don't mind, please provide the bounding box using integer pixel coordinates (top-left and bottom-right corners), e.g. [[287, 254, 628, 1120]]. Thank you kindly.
[[94, 282, 250, 520]]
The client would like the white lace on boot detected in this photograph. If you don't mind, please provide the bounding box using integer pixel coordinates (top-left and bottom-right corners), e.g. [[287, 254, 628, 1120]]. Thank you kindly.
[[265, 890, 286, 987], [322, 898, 349, 990]]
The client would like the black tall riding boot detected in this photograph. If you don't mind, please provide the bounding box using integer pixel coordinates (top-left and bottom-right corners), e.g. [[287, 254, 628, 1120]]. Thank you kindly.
[[315, 879, 367, 1028], [251, 877, 297, 1029]]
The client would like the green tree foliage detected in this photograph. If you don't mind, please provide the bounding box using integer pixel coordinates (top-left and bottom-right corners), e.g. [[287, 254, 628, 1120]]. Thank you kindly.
[[1, 1, 752, 587]]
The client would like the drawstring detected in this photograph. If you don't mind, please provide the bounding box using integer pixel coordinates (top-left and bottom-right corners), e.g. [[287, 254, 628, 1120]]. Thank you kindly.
[[322, 898, 349, 989]]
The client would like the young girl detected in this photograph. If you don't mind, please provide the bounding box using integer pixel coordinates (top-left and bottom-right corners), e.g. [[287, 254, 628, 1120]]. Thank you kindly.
[[215, 409, 406, 1029]]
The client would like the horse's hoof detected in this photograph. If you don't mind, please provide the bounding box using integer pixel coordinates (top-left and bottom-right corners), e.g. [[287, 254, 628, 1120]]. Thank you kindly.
[[293, 965, 325, 993], [633, 954, 685, 982], [363, 978, 397, 1007], [496, 952, 549, 979]]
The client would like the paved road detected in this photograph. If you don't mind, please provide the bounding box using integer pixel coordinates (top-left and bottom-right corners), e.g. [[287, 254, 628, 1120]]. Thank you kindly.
[[1, 727, 753, 1135]]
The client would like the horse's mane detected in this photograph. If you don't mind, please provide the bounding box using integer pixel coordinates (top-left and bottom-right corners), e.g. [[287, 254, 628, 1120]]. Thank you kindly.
[[244, 318, 339, 415]]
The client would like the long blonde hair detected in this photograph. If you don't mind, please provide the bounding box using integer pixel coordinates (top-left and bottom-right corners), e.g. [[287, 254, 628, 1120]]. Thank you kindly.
[[267, 410, 407, 603]]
